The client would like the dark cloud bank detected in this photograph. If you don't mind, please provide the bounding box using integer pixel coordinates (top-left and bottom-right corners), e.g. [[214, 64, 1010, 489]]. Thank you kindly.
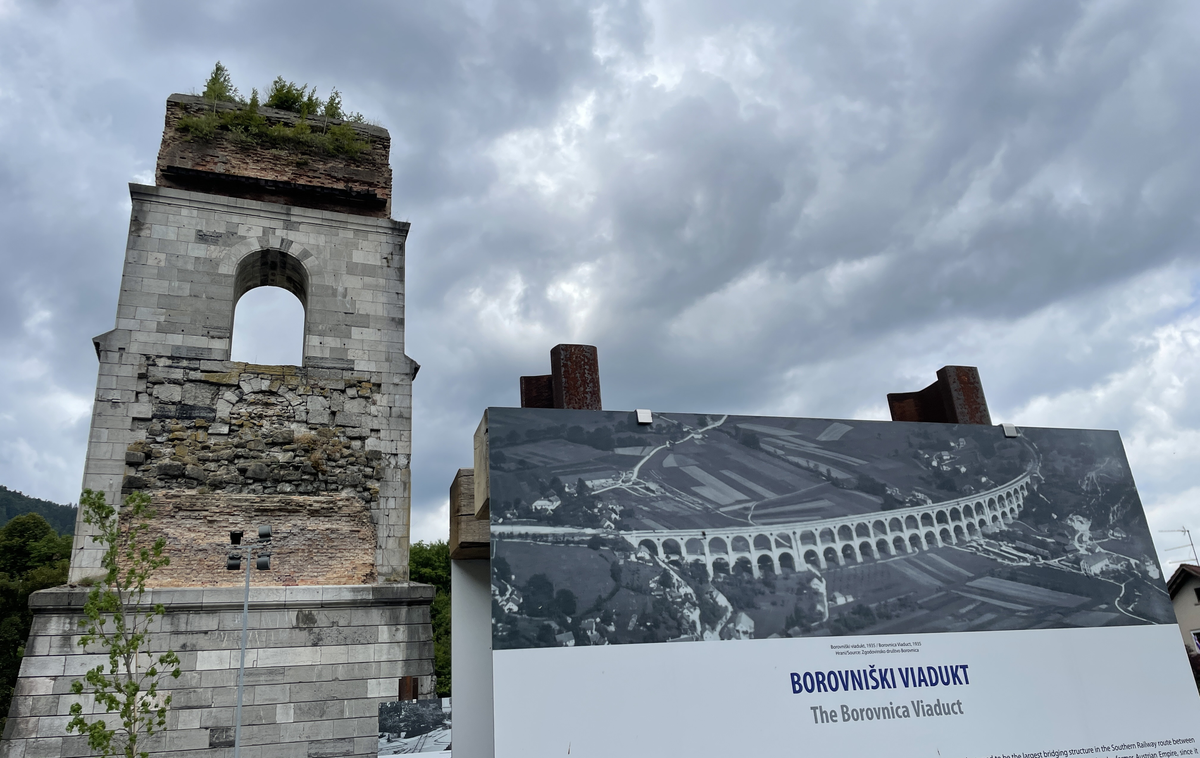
[[1, 0, 1198, 563]]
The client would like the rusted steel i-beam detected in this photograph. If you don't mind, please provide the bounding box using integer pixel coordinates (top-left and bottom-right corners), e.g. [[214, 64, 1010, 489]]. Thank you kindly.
[[519, 344, 603, 411], [551, 344, 602, 410], [519, 375, 554, 409], [887, 366, 992, 425]]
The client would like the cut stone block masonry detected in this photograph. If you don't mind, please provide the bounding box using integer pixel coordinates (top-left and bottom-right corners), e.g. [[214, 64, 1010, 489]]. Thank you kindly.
[[2, 94, 433, 758]]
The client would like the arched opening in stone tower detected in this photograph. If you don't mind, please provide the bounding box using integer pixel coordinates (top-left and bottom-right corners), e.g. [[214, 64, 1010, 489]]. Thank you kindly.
[[231, 287, 305, 365], [231, 249, 309, 365]]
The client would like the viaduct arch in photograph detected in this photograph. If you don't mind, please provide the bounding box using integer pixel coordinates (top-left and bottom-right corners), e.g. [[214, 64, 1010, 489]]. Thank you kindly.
[[623, 471, 1033, 578]]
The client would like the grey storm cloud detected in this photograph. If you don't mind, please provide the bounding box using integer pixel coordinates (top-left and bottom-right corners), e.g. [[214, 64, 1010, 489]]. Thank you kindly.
[[1, 0, 1199, 566]]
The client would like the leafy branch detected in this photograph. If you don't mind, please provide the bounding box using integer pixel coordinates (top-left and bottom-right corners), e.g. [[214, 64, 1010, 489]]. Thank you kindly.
[[66, 490, 180, 758]]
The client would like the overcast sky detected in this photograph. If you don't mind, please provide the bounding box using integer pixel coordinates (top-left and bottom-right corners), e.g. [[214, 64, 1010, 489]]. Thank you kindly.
[[1, 0, 1199, 570]]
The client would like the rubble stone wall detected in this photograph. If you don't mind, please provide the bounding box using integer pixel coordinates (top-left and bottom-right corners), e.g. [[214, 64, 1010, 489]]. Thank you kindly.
[[125, 359, 391, 500], [109, 357, 408, 587]]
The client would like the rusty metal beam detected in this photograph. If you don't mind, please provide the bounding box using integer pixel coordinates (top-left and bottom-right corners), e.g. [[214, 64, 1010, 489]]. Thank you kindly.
[[887, 366, 992, 425], [519, 345, 602, 410], [550, 344, 602, 410], [519, 375, 554, 409]]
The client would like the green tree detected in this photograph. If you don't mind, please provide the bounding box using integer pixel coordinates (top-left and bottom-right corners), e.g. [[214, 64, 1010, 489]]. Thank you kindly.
[[201, 61, 240, 104], [0, 513, 70, 732], [0, 512, 71, 576], [409, 540, 451, 697], [323, 87, 344, 119], [264, 76, 322, 114], [66, 490, 180, 758], [410, 540, 449, 593], [322, 87, 357, 120]]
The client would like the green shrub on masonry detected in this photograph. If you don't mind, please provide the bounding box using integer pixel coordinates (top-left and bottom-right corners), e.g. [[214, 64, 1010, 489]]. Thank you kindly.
[[264, 76, 323, 115], [322, 88, 367, 124], [323, 88, 344, 119], [176, 102, 368, 158], [176, 111, 220, 141], [325, 122, 369, 156], [201, 61, 241, 104], [179, 65, 371, 158]]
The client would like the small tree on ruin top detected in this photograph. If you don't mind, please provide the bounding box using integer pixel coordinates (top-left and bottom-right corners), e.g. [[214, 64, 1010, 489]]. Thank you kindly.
[[66, 490, 180, 758]]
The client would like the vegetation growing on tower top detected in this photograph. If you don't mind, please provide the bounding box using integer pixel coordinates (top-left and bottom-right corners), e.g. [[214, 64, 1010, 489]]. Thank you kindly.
[[177, 62, 372, 159]]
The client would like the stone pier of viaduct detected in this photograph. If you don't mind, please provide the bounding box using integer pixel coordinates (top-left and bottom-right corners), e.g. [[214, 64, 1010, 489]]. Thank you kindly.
[[624, 472, 1032, 578], [1, 94, 432, 758]]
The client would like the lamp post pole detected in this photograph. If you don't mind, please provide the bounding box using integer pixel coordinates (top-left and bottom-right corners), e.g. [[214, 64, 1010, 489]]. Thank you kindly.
[[227, 526, 272, 758]]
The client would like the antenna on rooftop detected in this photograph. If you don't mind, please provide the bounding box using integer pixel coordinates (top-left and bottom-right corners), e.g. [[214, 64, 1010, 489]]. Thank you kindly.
[[1160, 527, 1198, 565]]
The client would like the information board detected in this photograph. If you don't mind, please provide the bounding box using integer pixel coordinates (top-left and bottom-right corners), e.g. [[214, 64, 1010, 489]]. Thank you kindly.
[[485, 408, 1199, 757], [378, 698, 451, 755]]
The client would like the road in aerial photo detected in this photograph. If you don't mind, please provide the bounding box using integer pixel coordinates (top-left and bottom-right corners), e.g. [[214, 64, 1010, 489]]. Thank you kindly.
[[485, 407, 1174, 650]]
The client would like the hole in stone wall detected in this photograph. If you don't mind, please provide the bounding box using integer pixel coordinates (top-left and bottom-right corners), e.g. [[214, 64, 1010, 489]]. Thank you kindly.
[[231, 286, 305, 366]]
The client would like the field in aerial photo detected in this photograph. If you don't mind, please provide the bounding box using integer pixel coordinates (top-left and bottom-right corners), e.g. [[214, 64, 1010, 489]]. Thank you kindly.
[[485, 407, 1173, 650]]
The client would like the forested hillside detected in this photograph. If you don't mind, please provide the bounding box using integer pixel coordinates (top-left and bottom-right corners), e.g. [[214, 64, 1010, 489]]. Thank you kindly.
[[0, 486, 75, 534], [0, 513, 72, 730]]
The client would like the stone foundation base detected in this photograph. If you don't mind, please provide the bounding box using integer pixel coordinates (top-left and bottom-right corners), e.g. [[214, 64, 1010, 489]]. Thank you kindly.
[[1, 584, 434, 758]]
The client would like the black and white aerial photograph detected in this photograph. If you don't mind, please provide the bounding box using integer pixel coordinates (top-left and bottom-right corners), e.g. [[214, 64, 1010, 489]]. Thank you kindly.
[[378, 698, 451, 756], [488, 407, 1175, 650]]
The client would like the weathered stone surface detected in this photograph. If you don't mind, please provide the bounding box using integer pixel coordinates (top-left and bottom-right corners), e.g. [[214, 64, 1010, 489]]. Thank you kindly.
[[155, 94, 393, 218], [157, 461, 185, 477], [124, 359, 387, 502], [152, 383, 182, 402]]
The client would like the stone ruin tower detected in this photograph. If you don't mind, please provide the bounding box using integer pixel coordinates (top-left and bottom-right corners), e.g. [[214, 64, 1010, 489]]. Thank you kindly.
[[1, 95, 433, 757]]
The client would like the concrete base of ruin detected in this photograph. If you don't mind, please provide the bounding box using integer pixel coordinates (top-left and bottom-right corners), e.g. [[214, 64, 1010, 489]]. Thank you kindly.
[[1, 584, 434, 758]]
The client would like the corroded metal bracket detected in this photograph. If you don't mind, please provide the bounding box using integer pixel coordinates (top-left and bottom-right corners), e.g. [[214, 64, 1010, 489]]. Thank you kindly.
[[887, 366, 992, 425], [519, 343, 602, 410]]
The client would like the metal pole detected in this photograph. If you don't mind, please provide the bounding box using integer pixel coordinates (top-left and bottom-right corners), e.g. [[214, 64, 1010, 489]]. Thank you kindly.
[[233, 543, 251, 758]]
